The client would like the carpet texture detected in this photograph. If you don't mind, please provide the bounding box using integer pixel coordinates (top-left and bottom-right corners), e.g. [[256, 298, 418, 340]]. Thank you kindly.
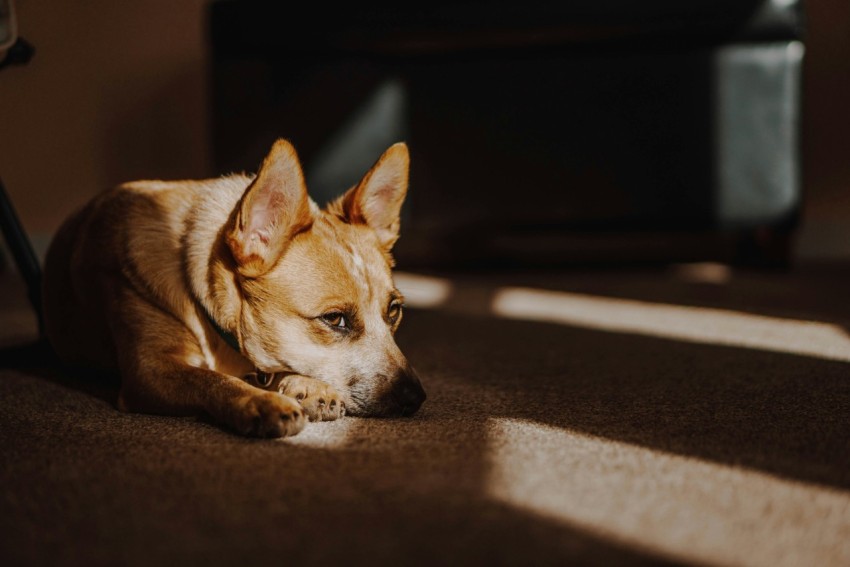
[[1, 263, 849, 566]]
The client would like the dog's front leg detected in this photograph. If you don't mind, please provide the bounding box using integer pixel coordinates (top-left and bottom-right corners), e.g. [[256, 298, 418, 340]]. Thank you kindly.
[[119, 359, 307, 437], [110, 295, 306, 437]]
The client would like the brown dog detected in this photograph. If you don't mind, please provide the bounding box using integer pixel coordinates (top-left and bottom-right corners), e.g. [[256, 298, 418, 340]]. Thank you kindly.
[[41, 139, 426, 437]]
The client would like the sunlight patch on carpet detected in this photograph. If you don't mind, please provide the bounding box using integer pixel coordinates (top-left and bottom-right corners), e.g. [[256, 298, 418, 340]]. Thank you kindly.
[[670, 262, 733, 285], [394, 272, 453, 308], [492, 287, 850, 362], [486, 418, 850, 567], [282, 416, 358, 448]]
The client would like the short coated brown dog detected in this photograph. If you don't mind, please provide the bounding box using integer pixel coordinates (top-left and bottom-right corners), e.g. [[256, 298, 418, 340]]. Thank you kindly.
[[42, 139, 426, 437]]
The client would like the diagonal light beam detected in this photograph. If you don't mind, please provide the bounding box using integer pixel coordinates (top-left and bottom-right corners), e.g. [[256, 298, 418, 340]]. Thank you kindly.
[[487, 418, 850, 567], [492, 287, 850, 363]]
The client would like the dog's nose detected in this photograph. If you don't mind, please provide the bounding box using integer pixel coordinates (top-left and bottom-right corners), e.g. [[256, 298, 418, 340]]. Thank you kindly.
[[392, 367, 426, 416]]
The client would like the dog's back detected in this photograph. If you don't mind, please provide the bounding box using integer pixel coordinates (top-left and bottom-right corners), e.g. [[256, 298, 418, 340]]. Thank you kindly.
[[41, 176, 247, 371]]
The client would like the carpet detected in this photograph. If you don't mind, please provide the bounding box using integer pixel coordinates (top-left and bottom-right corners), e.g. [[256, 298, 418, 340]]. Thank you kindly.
[[1, 263, 849, 566]]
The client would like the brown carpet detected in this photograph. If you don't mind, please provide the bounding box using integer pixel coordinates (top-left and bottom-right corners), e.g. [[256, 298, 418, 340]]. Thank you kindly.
[[1, 263, 849, 566]]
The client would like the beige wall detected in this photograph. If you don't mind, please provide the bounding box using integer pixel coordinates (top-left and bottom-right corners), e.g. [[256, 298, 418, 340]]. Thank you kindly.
[[0, 0, 211, 248]]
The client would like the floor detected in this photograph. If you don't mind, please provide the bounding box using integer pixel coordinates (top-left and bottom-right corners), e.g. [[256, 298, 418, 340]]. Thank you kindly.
[[1, 262, 849, 566]]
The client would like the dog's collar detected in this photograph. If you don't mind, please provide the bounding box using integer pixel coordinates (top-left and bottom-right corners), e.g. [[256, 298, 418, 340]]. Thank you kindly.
[[192, 294, 286, 390], [196, 299, 241, 353]]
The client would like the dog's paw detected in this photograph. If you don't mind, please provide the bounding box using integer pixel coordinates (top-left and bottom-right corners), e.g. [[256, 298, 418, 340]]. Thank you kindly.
[[233, 391, 306, 438], [276, 375, 346, 422]]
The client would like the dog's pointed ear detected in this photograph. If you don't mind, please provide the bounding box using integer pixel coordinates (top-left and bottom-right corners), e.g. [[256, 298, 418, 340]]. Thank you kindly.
[[226, 139, 314, 277], [336, 142, 409, 250]]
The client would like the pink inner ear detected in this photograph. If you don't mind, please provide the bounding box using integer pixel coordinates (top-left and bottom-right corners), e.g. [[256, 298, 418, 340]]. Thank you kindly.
[[373, 185, 396, 202], [363, 172, 404, 228], [245, 189, 288, 244]]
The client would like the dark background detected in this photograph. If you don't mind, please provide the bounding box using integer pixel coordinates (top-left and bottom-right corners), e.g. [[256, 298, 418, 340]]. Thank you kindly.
[[1, 0, 848, 269]]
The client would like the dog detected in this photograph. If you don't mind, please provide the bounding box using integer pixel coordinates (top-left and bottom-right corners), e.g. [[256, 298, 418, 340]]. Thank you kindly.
[[41, 139, 426, 437]]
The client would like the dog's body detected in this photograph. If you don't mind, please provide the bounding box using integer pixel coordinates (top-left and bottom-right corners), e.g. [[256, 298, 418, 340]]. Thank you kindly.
[[42, 140, 425, 437]]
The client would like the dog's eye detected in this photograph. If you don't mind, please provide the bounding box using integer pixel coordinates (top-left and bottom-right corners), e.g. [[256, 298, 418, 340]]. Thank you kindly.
[[388, 300, 403, 323], [321, 312, 348, 329]]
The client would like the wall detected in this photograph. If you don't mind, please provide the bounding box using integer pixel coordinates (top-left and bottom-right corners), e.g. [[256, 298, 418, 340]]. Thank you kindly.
[[0, 0, 211, 256]]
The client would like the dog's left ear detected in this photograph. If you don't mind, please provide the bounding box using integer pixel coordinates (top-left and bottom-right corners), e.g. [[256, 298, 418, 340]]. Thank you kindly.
[[336, 142, 409, 250]]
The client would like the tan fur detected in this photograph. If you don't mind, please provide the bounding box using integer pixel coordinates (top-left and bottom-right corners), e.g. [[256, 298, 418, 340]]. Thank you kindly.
[[42, 140, 426, 438]]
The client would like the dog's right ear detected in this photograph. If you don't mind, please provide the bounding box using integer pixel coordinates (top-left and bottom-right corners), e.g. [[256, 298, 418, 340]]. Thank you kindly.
[[226, 139, 313, 277], [332, 142, 409, 251]]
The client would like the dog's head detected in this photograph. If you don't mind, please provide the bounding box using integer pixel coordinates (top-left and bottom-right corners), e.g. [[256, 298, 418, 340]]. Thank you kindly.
[[224, 139, 425, 417]]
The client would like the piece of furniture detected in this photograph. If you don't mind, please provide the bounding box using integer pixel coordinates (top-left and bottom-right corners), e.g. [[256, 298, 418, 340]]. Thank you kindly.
[[209, 0, 804, 269]]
